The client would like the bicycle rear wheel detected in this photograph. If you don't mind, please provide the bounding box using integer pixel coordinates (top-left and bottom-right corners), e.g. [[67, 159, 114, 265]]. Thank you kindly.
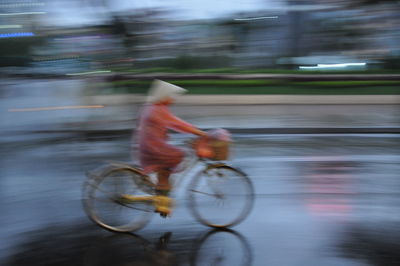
[[188, 164, 254, 228], [82, 167, 154, 232]]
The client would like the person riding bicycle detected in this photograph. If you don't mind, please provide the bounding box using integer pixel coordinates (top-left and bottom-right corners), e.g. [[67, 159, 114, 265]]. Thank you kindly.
[[134, 80, 207, 215]]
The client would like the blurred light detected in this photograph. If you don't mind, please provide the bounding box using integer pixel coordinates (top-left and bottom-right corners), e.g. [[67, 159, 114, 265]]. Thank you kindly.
[[66, 70, 111, 76], [299, 63, 366, 69], [0, 3, 44, 8], [34, 55, 81, 61], [0, 32, 34, 38], [8, 105, 105, 112], [0, 25, 22, 29], [54, 35, 101, 42], [319, 63, 366, 68], [0, 12, 46, 16], [234, 16, 278, 21]]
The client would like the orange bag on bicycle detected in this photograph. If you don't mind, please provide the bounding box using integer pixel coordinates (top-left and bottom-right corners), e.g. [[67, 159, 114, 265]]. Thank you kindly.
[[194, 129, 231, 160]]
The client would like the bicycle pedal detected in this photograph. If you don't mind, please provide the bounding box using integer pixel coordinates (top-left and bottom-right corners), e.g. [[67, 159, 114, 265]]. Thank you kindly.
[[159, 212, 169, 218], [155, 208, 171, 218]]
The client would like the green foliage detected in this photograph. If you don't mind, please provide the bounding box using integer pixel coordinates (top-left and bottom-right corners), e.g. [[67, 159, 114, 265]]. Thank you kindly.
[[95, 79, 400, 95], [171, 55, 233, 69], [116, 67, 400, 75], [182, 86, 399, 95], [169, 79, 281, 86], [291, 80, 400, 87], [0, 36, 48, 66]]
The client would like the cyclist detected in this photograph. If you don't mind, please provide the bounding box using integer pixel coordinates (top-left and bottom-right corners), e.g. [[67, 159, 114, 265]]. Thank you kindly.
[[134, 80, 207, 215]]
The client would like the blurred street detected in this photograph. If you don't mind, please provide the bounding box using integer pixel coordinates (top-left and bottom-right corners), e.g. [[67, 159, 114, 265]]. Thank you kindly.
[[1, 0, 400, 264], [1, 78, 399, 135], [1, 79, 399, 265], [1, 133, 399, 266]]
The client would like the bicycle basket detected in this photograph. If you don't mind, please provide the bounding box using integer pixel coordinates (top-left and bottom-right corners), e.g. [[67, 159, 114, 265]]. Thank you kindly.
[[194, 129, 231, 161], [209, 139, 230, 160]]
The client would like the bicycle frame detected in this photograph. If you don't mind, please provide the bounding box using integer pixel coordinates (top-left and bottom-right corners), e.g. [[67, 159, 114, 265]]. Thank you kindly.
[[100, 144, 225, 204], [167, 142, 229, 196], [170, 155, 201, 194], [117, 153, 203, 215], [83, 139, 254, 231]]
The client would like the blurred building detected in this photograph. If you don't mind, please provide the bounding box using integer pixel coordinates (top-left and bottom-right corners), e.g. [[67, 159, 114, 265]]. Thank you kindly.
[[0, 0, 47, 66], [1, 0, 399, 70]]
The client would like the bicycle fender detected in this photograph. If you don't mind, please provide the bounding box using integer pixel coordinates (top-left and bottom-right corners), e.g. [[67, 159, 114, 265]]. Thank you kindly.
[[203, 163, 248, 176]]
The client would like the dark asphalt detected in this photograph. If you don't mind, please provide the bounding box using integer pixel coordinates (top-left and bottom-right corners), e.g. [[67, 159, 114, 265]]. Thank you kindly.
[[1, 78, 399, 265], [1, 133, 400, 266]]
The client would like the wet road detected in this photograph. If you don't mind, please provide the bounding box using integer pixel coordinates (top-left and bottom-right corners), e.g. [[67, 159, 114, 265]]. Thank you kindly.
[[1, 132, 400, 266], [1, 78, 400, 265]]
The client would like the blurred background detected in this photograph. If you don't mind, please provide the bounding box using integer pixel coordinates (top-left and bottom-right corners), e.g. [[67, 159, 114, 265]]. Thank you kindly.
[[1, 0, 400, 266], [1, 0, 400, 71]]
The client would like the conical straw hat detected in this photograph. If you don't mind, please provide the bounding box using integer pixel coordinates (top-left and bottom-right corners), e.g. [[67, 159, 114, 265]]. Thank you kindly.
[[147, 79, 187, 103]]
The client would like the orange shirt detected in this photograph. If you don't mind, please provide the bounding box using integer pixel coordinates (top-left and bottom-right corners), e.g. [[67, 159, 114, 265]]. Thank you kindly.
[[136, 103, 199, 173]]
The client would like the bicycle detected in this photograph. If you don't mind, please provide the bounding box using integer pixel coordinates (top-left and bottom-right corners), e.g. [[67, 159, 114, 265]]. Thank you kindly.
[[82, 135, 254, 233]]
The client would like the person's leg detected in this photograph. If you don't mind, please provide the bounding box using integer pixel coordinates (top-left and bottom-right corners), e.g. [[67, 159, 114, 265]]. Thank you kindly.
[[155, 168, 173, 217], [156, 168, 172, 195], [153, 147, 184, 216], [152, 145, 184, 194]]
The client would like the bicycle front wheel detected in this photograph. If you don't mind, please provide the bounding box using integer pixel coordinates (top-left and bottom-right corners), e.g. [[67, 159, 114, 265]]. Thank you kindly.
[[188, 164, 254, 228], [82, 167, 154, 232]]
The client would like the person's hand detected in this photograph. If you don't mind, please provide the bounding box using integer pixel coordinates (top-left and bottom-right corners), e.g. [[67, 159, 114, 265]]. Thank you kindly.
[[198, 130, 208, 138]]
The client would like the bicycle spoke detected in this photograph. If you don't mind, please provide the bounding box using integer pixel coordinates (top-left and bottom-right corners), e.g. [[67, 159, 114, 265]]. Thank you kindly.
[[90, 195, 116, 203], [83, 168, 154, 232], [188, 165, 254, 227], [92, 194, 152, 212], [118, 203, 153, 212], [88, 182, 116, 199], [190, 189, 219, 198]]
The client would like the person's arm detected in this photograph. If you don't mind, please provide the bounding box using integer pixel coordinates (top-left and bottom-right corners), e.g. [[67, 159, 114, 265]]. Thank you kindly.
[[162, 107, 206, 136]]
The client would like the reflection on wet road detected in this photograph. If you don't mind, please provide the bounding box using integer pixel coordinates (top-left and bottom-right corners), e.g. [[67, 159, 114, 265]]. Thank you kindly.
[[1, 134, 400, 265], [5, 223, 251, 266]]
